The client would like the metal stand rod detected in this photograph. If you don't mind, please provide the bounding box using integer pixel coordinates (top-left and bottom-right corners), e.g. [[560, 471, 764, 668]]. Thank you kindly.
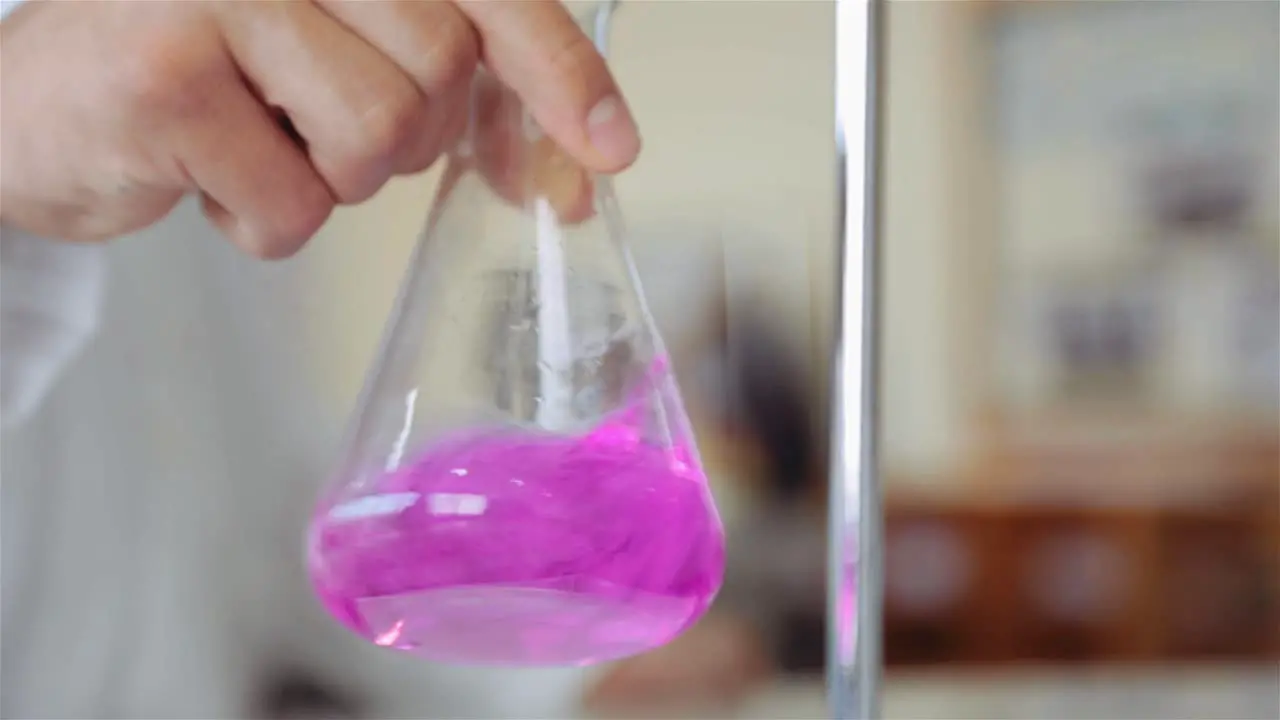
[[828, 0, 885, 718]]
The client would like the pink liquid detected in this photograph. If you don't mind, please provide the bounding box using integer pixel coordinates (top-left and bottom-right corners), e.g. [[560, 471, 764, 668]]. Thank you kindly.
[[306, 417, 725, 666]]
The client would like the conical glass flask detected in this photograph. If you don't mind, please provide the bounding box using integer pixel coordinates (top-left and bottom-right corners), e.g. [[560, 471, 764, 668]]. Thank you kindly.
[[305, 4, 725, 668]]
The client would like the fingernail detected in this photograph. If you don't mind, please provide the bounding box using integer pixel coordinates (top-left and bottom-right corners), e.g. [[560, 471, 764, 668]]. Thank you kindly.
[[586, 95, 641, 167]]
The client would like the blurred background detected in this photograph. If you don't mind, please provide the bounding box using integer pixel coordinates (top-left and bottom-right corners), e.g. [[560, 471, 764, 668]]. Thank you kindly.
[[302, 1, 1278, 717], [3, 1, 1277, 719]]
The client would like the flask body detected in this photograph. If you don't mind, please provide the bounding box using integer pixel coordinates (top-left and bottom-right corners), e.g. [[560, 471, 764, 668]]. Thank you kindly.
[[305, 63, 724, 667]]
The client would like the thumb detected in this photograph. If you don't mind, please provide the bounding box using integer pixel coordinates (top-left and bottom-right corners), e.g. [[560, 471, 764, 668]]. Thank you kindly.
[[455, 1, 641, 174], [472, 75, 598, 225]]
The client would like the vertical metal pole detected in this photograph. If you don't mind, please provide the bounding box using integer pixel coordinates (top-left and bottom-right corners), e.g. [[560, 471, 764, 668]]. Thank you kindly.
[[828, 0, 884, 718]]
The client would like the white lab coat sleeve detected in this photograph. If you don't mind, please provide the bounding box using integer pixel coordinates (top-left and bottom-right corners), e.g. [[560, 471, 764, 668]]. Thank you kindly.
[[0, 227, 108, 430]]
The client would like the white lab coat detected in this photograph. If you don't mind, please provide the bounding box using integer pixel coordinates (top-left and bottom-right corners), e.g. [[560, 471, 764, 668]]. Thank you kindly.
[[0, 200, 590, 719], [0, 5, 590, 708]]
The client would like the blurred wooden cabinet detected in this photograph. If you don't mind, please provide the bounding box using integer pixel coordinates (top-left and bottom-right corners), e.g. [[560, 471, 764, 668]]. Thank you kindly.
[[1158, 509, 1278, 659], [881, 495, 1279, 668]]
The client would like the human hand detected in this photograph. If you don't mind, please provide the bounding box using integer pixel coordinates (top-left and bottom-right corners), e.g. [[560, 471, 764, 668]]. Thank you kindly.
[[0, 0, 640, 258], [466, 71, 602, 225]]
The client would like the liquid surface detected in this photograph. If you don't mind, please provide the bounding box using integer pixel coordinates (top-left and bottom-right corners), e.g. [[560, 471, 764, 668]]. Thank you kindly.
[[306, 418, 725, 666]]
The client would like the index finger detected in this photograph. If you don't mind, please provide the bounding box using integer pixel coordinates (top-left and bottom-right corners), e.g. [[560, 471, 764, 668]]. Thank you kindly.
[[455, 0, 641, 174]]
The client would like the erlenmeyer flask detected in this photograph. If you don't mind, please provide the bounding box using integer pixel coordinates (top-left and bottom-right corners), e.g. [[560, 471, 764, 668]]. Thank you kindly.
[[305, 3, 725, 667]]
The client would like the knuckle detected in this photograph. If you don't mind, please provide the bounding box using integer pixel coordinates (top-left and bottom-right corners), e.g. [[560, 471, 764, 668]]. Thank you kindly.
[[544, 31, 603, 97], [280, 194, 332, 244], [355, 89, 424, 166], [122, 36, 223, 122], [416, 18, 479, 92], [251, 190, 332, 259], [393, 133, 443, 176], [324, 91, 420, 203], [249, 238, 300, 261], [238, 233, 289, 261]]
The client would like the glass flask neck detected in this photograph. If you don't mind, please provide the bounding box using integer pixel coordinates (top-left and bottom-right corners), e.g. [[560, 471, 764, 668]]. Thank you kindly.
[[393, 0, 643, 435], [449, 0, 623, 228], [455, 0, 617, 165]]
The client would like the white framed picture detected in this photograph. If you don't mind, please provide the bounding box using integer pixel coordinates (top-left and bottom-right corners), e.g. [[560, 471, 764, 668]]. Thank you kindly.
[[987, 0, 1279, 417]]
